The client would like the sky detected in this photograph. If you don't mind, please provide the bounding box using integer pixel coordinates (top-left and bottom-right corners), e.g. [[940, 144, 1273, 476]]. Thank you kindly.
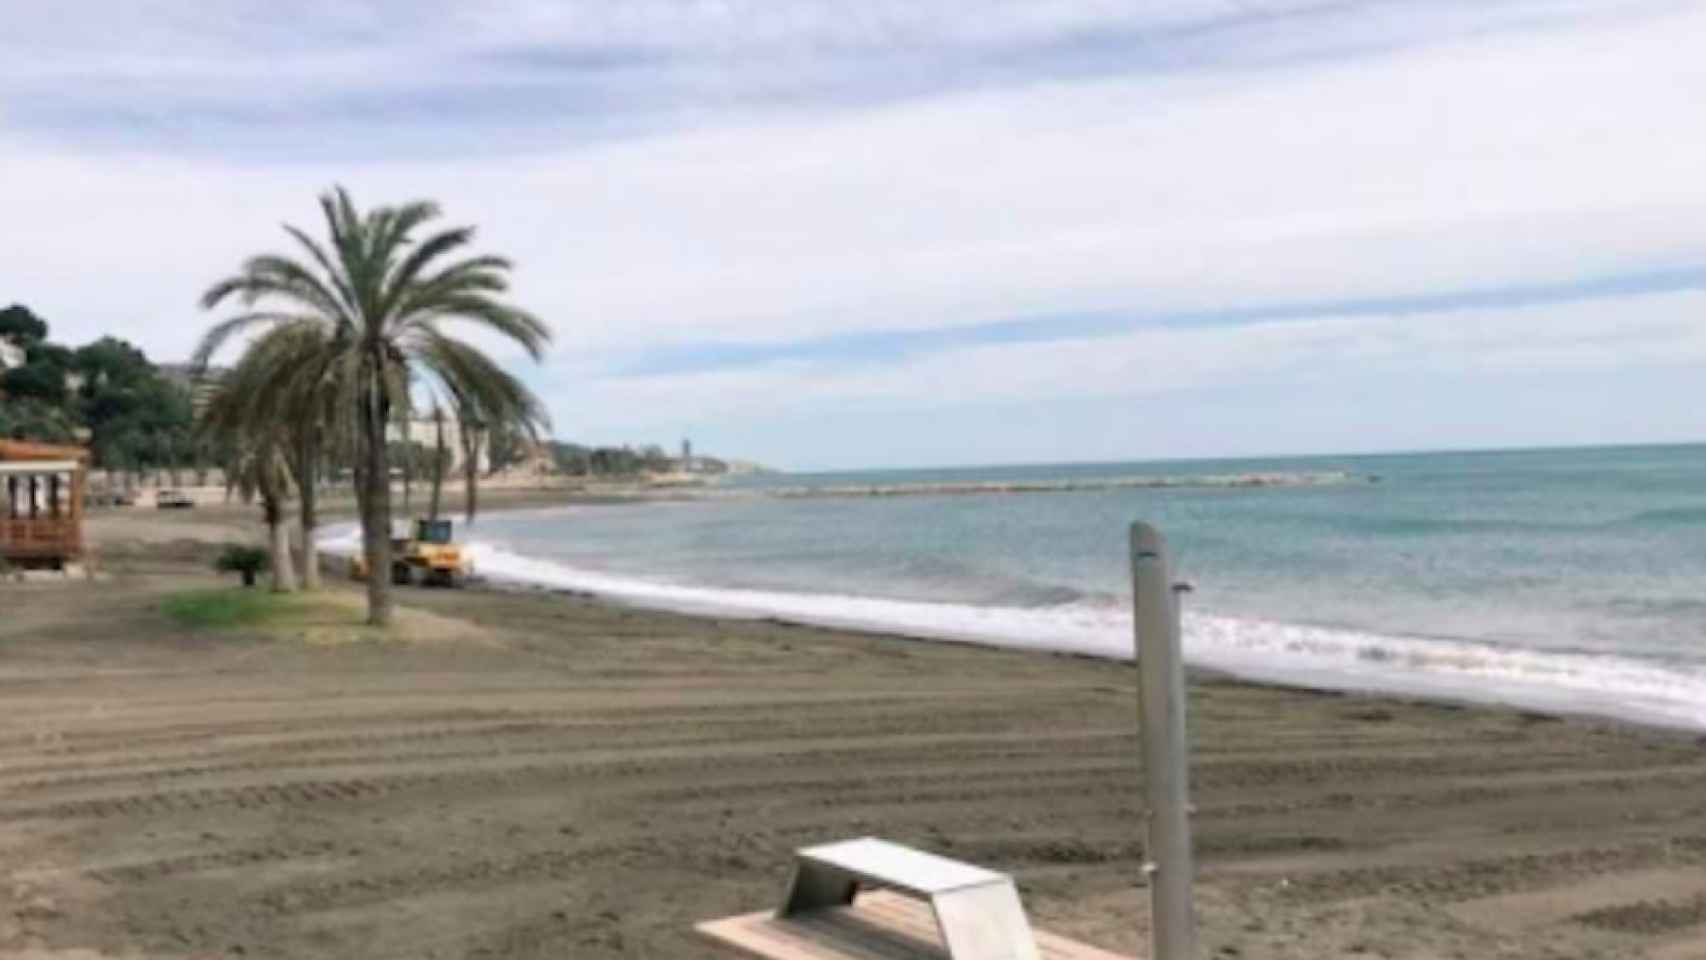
[[3, 1, 1705, 471]]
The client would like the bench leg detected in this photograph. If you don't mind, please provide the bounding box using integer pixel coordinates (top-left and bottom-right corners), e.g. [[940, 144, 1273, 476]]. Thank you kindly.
[[780, 863, 858, 916]]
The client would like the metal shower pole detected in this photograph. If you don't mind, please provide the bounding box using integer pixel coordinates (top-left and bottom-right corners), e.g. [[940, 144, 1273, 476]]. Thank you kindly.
[[1130, 522, 1198, 960]]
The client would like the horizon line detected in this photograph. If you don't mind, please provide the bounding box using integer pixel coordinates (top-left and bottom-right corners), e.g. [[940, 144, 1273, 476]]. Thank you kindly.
[[770, 437, 1706, 476]]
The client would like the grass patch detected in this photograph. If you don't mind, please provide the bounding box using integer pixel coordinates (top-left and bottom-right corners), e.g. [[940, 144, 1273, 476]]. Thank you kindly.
[[161, 586, 494, 648], [162, 588, 311, 630], [162, 588, 380, 644]]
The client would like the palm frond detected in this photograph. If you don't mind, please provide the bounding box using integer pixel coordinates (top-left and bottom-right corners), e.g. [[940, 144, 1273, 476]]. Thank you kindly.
[[420, 296, 551, 360], [378, 225, 474, 320], [191, 311, 319, 369], [283, 224, 361, 321], [412, 330, 551, 438]]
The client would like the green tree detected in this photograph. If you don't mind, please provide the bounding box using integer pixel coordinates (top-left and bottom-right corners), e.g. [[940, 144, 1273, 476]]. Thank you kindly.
[[0, 313, 81, 444], [0, 305, 49, 345], [73, 337, 152, 393], [0, 397, 77, 442], [0, 341, 74, 404], [549, 442, 590, 475], [0, 363, 67, 404], [195, 186, 551, 625], [73, 338, 194, 478], [638, 444, 671, 472]]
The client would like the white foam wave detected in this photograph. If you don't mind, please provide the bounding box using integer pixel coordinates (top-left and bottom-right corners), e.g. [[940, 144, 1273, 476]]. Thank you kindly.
[[317, 526, 1706, 731]]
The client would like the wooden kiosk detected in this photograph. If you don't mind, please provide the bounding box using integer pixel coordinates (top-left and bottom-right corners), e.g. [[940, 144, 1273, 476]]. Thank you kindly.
[[0, 439, 90, 571]]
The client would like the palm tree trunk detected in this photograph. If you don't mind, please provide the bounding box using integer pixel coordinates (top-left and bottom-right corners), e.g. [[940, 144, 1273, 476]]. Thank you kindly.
[[461, 425, 480, 526], [360, 364, 394, 627], [400, 412, 414, 518], [429, 409, 445, 523], [352, 451, 368, 515], [264, 497, 298, 593], [298, 436, 321, 591]]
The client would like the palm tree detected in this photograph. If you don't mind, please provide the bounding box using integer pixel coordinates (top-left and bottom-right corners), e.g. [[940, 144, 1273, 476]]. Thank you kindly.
[[237, 439, 298, 593], [428, 402, 447, 523], [443, 363, 549, 526], [199, 323, 345, 591], [396, 404, 417, 519], [457, 415, 482, 524], [196, 186, 551, 626], [201, 384, 298, 593]]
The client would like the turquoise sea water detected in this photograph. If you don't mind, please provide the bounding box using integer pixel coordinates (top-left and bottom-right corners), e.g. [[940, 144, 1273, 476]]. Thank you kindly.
[[356, 444, 1706, 728]]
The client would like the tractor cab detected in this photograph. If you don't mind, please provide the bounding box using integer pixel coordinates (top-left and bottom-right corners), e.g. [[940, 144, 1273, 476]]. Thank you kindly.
[[415, 518, 453, 545]]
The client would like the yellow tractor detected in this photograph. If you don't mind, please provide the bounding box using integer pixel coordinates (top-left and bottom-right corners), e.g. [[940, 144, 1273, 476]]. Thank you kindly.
[[350, 517, 474, 587]]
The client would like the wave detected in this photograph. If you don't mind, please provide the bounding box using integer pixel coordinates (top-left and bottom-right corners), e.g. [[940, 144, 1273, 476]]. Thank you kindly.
[[1622, 506, 1706, 527], [316, 527, 1706, 732]]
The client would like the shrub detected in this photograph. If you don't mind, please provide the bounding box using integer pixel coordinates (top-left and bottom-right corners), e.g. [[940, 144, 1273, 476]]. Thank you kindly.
[[213, 544, 270, 587]]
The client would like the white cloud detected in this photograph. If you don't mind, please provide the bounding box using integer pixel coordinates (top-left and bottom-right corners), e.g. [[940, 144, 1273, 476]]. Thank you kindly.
[[1, 1, 1704, 461], [559, 288, 1706, 435], [5, 2, 1641, 83]]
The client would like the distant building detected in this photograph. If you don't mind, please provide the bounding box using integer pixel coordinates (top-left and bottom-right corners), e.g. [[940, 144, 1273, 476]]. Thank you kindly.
[[0, 337, 24, 371], [155, 363, 227, 420]]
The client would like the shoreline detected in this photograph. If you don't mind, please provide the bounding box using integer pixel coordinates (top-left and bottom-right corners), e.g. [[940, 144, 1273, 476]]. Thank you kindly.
[[98, 494, 1706, 737], [335, 516, 1706, 736], [477, 574, 1706, 736]]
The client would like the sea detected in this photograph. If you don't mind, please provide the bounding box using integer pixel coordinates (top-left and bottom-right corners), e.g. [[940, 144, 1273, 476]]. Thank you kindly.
[[331, 444, 1706, 730]]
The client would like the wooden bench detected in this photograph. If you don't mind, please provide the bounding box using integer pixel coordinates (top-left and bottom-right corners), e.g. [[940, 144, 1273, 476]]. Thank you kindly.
[[697, 838, 1134, 960]]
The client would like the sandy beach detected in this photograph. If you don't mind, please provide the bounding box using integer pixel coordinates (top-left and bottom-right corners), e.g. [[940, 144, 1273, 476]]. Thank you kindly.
[[2, 501, 1705, 959]]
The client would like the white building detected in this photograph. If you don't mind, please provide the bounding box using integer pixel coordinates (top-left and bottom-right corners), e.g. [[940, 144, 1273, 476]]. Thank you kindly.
[[387, 414, 490, 475], [0, 337, 24, 371]]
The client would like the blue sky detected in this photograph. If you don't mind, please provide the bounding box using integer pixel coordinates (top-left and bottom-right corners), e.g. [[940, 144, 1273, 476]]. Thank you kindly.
[[3, 0, 1705, 469]]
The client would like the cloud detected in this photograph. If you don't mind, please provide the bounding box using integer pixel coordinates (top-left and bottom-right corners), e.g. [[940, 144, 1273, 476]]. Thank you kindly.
[[2, 1, 1704, 464], [9, 3, 1705, 347], [2, 1, 1682, 156], [606, 266, 1706, 377], [567, 287, 1706, 425], [543, 287, 1706, 467]]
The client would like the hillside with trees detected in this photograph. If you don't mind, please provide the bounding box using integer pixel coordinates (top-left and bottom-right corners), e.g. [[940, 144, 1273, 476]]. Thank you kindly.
[[0, 304, 199, 484], [543, 441, 759, 477]]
